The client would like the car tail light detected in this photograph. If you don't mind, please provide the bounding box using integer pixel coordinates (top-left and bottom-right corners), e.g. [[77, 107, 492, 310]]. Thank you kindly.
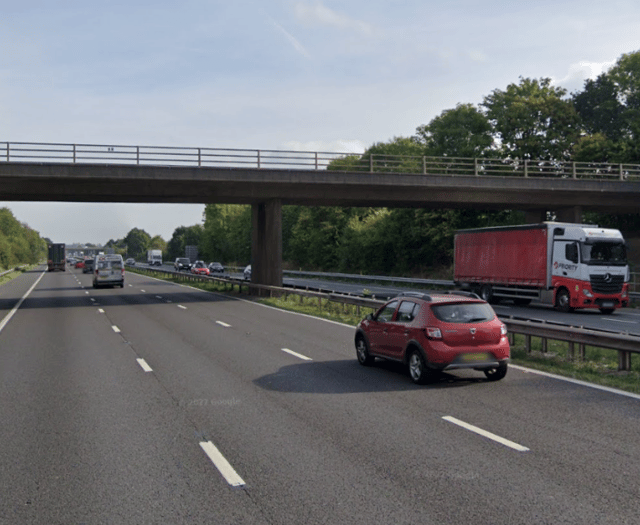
[[425, 327, 442, 339]]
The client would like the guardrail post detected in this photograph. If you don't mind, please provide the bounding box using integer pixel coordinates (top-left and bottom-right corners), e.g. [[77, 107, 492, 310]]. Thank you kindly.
[[73, 144, 76, 163], [541, 337, 547, 353], [567, 341, 575, 360], [5, 142, 8, 161], [198, 148, 202, 167], [136, 146, 140, 165], [474, 158, 479, 176], [524, 159, 528, 177], [618, 350, 631, 371], [369, 155, 374, 173], [572, 162, 577, 179], [620, 164, 624, 180], [257, 150, 261, 169], [315, 152, 318, 170], [423, 156, 427, 174], [525, 334, 532, 353], [578, 343, 585, 361]]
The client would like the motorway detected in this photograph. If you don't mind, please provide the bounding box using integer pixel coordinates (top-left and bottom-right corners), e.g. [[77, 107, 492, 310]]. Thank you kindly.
[[2, 267, 640, 524]]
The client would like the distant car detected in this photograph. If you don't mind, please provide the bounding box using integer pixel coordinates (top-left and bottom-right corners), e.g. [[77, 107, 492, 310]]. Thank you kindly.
[[354, 291, 510, 384], [191, 260, 210, 276], [208, 262, 224, 274], [243, 264, 251, 280], [174, 257, 191, 272], [125, 258, 136, 266], [82, 258, 94, 274], [74, 260, 85, 269]]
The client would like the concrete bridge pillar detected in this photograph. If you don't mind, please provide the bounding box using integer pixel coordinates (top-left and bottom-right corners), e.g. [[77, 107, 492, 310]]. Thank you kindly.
[[525, 210, 547, 223], [554, 206, 583, 223], [251, 200, 283, 290], [524, 206, 583, 224]]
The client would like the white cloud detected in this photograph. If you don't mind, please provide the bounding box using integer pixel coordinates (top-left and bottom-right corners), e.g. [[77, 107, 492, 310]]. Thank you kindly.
[[269, 18, 311, 58], [551, 60, 616, 91], [293, 1, 373, 35]]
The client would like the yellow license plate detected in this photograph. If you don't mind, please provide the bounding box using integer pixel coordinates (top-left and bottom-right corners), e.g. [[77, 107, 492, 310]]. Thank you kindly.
[[461, 352, 490, 362]]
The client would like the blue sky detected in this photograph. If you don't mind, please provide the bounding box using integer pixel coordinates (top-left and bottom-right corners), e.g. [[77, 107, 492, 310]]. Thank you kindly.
[[2, 0, 639, 245]]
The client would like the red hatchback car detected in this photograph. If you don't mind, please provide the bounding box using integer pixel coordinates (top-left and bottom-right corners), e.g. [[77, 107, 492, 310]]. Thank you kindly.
[[191, 261, 210, 276], [355, 291, 510, 384]]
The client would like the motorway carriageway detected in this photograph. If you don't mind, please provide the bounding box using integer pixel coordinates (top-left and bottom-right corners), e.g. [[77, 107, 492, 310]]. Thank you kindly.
[[1, 267, 640, 524]]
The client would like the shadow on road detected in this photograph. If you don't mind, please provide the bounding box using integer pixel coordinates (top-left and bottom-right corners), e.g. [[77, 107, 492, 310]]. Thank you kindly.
[[253, 359, 487, 394]]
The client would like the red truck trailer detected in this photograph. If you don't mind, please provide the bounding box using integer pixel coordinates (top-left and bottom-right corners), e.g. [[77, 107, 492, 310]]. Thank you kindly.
[[454, 223, 629, 313]]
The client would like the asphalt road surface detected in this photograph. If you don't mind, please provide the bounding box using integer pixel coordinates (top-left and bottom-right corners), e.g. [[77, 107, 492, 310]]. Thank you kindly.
[[2, 266, 640, 524]]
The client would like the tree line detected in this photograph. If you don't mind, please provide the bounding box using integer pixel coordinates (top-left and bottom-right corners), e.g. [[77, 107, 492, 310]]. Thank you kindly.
[[0, 208, 47, 270], [108, 50, 640, 275]]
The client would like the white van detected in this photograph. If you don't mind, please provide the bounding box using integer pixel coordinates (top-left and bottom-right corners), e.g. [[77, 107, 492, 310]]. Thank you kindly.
[[93, 254, 125, 288]]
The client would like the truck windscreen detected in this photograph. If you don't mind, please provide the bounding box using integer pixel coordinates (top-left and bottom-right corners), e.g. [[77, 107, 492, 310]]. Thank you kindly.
[[580, 241, 627, 265]]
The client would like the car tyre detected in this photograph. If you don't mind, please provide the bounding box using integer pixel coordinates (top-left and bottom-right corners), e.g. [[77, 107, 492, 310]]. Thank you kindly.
[[355, 337, 375, 366], [484, 363, 508, 381], [408, 349, 431, 385]]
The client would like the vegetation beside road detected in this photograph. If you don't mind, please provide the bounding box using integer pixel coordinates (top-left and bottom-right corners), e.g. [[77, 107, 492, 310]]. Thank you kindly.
[[131, 267, 640, 395]]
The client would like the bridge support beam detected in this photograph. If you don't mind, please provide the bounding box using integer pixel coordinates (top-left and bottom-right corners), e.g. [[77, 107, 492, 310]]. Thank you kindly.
[[251, 200, 283, 292]]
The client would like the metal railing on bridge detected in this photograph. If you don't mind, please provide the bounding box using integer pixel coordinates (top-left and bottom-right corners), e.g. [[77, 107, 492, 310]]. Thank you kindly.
[[2, 141, 640, 181]]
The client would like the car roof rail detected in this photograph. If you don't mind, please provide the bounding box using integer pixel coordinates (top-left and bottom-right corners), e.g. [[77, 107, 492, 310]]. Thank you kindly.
[[396, 291, 433, 301], [443, 290, 480, 299]]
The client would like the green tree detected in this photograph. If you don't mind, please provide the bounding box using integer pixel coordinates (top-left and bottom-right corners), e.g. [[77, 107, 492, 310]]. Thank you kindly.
[[167, 224, 204, 261], [122, 228, 152, 260], [415, 103, 494, 158], [482, 77, 581, 162]]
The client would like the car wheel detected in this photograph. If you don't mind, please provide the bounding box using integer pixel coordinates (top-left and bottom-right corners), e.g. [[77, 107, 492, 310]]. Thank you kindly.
[[484, 363, 508, 381], [408, 349, 431, 385], [556, 288, 573, 313], [355, 337, 374, 366]]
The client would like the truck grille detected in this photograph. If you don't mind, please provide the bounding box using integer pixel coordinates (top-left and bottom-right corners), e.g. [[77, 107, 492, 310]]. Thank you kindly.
[[590, 274, 624, 294]]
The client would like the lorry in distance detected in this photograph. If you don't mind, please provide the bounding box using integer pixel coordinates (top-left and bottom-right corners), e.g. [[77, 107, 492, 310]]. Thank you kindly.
[[147, 249, 162, 266], [47, 243, 66, 272], [454, 222, 629, 314]]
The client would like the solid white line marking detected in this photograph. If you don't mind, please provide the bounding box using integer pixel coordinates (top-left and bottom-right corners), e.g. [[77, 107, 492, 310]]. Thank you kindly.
[[156, 295, 163, 299], [442, 416, 529, 452], [136, 358, 153, 372], [0, 271, 45, 334], [216, 321, 231, 328], [281, 348, 312, 361], [178, 305, 187, 310], [112, 325, 121, 333], [199, 441, 246, 487], [510, 364, 640, 401], [605, 318, 636, 324]]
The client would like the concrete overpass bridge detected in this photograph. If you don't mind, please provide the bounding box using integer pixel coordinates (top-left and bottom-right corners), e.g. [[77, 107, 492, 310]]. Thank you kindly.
[[2, 141, 639, 287]]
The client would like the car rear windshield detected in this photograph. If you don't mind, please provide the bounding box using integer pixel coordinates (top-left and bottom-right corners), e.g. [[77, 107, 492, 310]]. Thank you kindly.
[[431, 302, 495, 324]]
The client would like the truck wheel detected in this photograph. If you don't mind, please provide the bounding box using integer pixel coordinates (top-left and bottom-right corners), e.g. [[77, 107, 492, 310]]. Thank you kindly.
[[480, 284, 493, 303], [556, 288, 573, 313]]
